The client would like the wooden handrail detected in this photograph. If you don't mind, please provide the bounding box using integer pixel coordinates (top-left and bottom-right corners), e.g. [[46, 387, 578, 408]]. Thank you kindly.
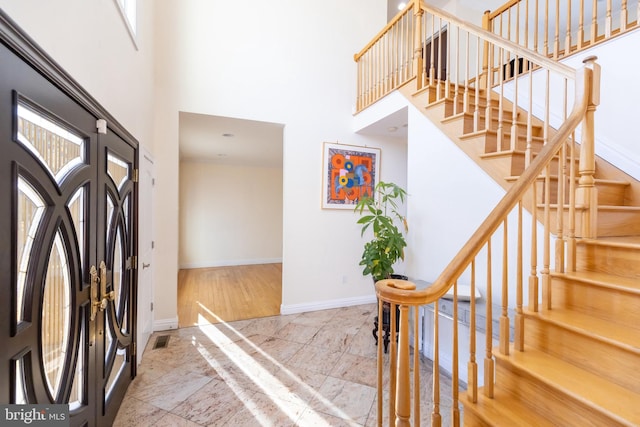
[[487, 0, 639, 61], [376, 63, 591, 306], [353, 0, 415, 61], [418, 1, 575, 79], [489, 0, 522, 20]]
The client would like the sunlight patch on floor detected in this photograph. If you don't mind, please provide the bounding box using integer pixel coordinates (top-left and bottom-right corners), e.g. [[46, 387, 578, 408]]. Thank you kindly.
[[196, 306, 355, 425]]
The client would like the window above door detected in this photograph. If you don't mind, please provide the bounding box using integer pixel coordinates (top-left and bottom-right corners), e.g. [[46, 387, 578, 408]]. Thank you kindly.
[[114, 0, 137, 48]]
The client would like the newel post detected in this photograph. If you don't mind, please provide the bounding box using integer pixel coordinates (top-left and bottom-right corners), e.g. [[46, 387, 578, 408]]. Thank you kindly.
[[413, 1, 425, 90], [575, 56, 600, 238]]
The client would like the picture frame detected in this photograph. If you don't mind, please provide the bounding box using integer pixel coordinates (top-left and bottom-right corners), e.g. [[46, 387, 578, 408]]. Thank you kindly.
[[321, 142, 380, 209]]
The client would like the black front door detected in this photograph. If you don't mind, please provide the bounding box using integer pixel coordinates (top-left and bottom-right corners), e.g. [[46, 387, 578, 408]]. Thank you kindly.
[[0, 20, 137, 427]]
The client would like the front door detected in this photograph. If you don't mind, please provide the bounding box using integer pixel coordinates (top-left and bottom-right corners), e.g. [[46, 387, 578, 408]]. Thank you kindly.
[[0, 28, 137, 427]]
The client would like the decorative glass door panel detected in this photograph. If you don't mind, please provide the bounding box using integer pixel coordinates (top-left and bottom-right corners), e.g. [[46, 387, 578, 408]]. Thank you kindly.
[[1, 32, 138, 427], [98, 137, 136, 419]]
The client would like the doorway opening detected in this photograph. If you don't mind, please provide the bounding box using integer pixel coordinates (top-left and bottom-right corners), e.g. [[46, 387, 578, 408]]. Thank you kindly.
[[177, 112, 284, 327]]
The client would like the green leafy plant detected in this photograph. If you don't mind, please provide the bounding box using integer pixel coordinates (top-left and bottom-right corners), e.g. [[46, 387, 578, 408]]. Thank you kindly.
[[355, 181, 408, 282]]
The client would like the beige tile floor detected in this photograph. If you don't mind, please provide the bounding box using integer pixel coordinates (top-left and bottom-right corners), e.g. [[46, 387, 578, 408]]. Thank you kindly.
[[114, 303, 457, 426]]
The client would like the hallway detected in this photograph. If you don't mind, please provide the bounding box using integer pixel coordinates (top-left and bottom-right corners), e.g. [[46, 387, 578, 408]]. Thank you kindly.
[[113, 303, 456, 426], [177, 264, 282, 327]]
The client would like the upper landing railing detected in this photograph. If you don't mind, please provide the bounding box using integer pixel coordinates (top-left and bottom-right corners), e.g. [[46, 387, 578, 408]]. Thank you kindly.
[[488, 0, 639, 60]]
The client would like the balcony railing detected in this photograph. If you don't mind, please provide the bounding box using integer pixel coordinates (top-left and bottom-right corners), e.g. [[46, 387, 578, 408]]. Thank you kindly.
[[488, 0, 639, 60]]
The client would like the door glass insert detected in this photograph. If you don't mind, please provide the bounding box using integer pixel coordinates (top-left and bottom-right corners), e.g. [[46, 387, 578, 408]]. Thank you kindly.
[[68, 310, 85, 410], [122, 194, 130, 233], [107, 153, 129, 191], [105, 314, 114, 364], [16, 103, 85, 185], [13, 356, 28, 404], [113, 225, 123, 319], [41, 231, 72, 400], [105, 348, 126, 400], [16, 177, 46, 325], [67, 187, 86, 278], [107, 195, 115, 233]]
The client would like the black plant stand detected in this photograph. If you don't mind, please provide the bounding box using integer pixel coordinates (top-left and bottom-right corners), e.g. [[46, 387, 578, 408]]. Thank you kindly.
[[372, 274, 407, 353], [372, 301, 400, 353]]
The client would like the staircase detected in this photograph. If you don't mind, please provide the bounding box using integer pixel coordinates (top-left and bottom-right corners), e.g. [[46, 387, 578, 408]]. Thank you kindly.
[[401, 77, 640, 427], [463, 236, 640, 426], [355, 1, 640, 426]]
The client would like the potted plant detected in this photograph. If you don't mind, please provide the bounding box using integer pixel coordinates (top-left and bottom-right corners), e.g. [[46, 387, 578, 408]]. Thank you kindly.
[[354, 181, 408, 282], [355, 181, 408, 353]]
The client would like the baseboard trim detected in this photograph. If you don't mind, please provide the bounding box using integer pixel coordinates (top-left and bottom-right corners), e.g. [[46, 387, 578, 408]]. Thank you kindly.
[[179, 258, 283, 270], [153, 317, 179, 331], [280, 294, 377, 315]]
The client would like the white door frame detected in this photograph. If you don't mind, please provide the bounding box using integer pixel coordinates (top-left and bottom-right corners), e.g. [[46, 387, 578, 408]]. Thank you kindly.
[[137, 145, 155, 362]]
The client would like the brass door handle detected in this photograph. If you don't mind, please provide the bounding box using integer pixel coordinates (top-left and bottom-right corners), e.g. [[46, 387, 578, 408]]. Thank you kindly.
[[90, 265, 100, 321], [100, 261, 116, 302], [90, 261, 114, 321]]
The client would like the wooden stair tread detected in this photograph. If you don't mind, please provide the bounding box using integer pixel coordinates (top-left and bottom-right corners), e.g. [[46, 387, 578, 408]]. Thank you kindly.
[[552, 270, 640, 293], [495, 346, 640, 424], [540, 203, 640, 211], [461, 388, 557, 427], [598, 205, 640, 212], [581, 236, 640, 247], [526, 308, 640, 352], [593, 178, 632, 186], [479, 149, 526, 158], [460, 128, 545, 142], [441, 108, 532, 126]]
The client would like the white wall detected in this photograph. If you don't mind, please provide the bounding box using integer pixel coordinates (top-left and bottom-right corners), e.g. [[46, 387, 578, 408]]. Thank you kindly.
[[153, 0, 403, 322], [179, 161, 283, 268], [405, 104, 503, 280], [0, 0, 156, 151], [562, 31, 640, 181], [500, 30, 640, 181]]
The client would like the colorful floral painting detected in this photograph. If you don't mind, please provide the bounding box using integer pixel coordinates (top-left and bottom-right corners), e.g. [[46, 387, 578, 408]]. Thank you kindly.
[[321, 142, 380, 209]]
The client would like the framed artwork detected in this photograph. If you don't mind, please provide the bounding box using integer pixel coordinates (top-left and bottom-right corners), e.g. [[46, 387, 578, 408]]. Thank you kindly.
[[321, 142, 380, 209]]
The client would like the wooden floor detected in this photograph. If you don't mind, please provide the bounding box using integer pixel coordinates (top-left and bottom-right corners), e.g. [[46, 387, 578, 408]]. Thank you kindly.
[[177, 263, 282, 328]]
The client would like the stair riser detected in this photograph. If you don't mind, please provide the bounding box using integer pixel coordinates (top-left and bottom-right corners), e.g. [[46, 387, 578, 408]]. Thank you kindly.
[[598, 182, 630, 206], [577, 242, 640, 278], [461, 410, 490, 427], [552, 276, 640, 326], [442, 113, 475, 135], [535, 207, 640, 239], [478, 150, 567, 177], [534, 179, 628, 206], [591, 209, 640, 237], [442, 94, 499, 114], [483, 131, 543, 153], [483, 114, 544, 136], [452, 106, 544, 139], [481, 152, 525, 176], [525, 315, 640, 393], [495, 361, 628, 427]]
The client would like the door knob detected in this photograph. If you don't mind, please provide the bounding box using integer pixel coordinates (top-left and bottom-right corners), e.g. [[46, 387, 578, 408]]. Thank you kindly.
[[142, 263, 151, 269]]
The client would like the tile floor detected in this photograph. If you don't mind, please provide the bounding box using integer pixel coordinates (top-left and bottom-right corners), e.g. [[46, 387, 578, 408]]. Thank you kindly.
[[113, 303, 457, 426]]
